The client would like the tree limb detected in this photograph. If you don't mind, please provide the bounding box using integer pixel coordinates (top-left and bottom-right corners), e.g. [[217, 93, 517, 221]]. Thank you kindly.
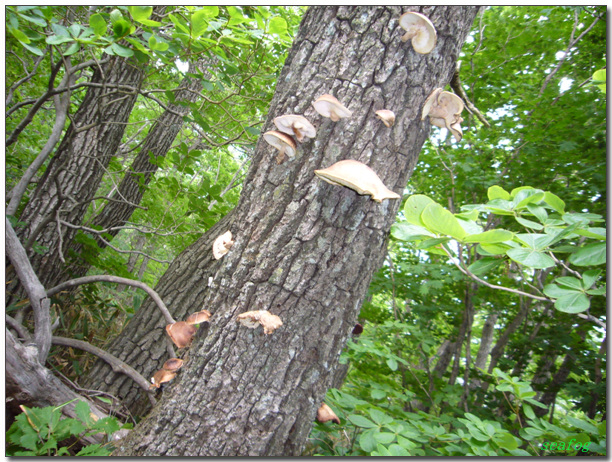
[[6, 217, 52, 362], [46, 275, 176, 325]]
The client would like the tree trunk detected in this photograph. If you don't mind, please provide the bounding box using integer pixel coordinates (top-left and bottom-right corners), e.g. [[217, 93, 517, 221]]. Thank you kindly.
[[63, 63, 204, 282], [8, 55, 146, 297], [102, 6, 478, 456]]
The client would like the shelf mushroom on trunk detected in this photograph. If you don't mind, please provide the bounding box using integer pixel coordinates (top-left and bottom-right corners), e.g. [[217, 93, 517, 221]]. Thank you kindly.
[[398, 11, 437, 54], [314, 159, 401, 203], [263, 130, 297, 164], [273, 114, 317, 142], [421, 88, 465, 142], [312, 94, 352, 122]]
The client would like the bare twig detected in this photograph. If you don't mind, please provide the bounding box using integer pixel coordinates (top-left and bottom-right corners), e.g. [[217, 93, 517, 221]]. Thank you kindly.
[[51, 336, 156, 405], [6, 217, 52, 363], [46, 275, 175, 325]]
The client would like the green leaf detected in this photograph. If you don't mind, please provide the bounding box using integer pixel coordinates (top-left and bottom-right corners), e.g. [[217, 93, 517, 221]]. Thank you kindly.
[[388, 444, 411, 456], [74, 401, 92, 425], [21, 42, 45, 56], [522, 404, 535, 420], [403, 195, 434, 227], [556, 276, 584, 291], [386, 357, 398, 371], [574, 227, 607, 240], [543, 191, 565, 214], [268, 16, 288, 36], [75, 444, 112, 457], [567, 416, 599, 435], [463, 229, 513, 244], [468, 258, 502, 276], [89, 14, 107, 36], [191, 9, 209, 38], [359, 428, 378, 452], [128, 6, 152, 22], [63, 42, 80, 56], [506, 248, 555, 269], [515, 216, 544, 230], [421, 203, 466, 240], [10, 27, 31, 43], [373, 431, 395, 444], [554, 293, 590, 313], [488, 185, 511, 201], [526, 204, 548, 223], [110, 43, 133, 57], [477, 242, 513, 256], [543, 284, 581, 299], [348, 414, 378, 429], [569, 242, 606, 266]]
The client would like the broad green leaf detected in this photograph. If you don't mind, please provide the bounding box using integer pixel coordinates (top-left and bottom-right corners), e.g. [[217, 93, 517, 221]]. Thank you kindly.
[[62, 41, 80, 56], [388, 444, 411, 456], [110, 43, 133, 57], [554, 293, 590, 313], [574, 227, 606, 240], [390, 222, 434, 241], [190, 9, 209, 38], [386, 357, 398, 371], [421, 203, 466, 240], [587, 287, 606, 296], [513, 190, 544, 210], [128, 6, 152, 22], [463, 229, 514, 244], [403, 195, 434, 226], [74, 401, 92, 425], [348, 414, 378, 429], [506, 248, 555, 269], [369, 409, 393, 426], [477, 242, 513, 256], [468, 258, 502, 276], [46, 35, 74, 45], [583, 269, 604, 288], [526, 204, 548, 223], [109, 9, 123, 24], [543, 284, 581, 299], [10, 28, 31, 43], [89, 14, 107, 36], [569, 242, 606, 266], [555, 276, 584, 291], [373, 431, 396, 444], [488, 185, 511, 201], [268, 16, 288, 36], [370, 389, 386, 400], [415, 237, 450, 249], [522, 404, 535, 420], [567, 416, 599, 435], [514, 233, 555, 250], [359, 428, 378, 452], [457, 217, 482, 235], [515, 216, 543, 230], [543, 191, 565, 213]]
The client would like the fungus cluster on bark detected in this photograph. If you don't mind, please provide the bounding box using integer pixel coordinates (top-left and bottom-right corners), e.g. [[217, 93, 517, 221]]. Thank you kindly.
[[150, 358, 184, 389]]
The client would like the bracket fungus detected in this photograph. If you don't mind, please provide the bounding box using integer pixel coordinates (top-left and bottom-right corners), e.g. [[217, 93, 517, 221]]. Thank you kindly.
[[185, 309, 212, 325], [150, 369, 177, 389], [263, 130, 297, 164], [166, 321, 197, 349], [237, 310, 283, 335], [375, 109, 396, 128], [314, 159, 401, 203], [274, 114, 316, 143], [316, 403, 341, 425], [312, 94, 352, 122], [398, 12, 437, 54], [213, 231, 234, 260], [162, 358, 184, 372], [421, 88, 465, 142]]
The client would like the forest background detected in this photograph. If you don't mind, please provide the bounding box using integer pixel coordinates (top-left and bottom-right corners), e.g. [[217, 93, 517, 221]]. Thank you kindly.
[[4, 5, 607, 456]]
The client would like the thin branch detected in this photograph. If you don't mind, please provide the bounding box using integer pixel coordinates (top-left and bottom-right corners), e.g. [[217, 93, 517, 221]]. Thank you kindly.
[[46, 275, 175, 325], [6, 314, 32, 341], [6, 217, 52, 363], [51, 336, 156, 405]]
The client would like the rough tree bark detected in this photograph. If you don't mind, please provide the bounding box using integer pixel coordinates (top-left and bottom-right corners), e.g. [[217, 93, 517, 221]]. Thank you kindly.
[[7, 54, 146, 298], [61, 63, 204, 281], [87, 6, 479, 456]]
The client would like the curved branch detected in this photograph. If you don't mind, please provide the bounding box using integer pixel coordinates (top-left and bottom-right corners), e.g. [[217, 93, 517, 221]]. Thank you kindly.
[[51, 336, 156, 403], [46, 275, 175, 324], [6, 217, 52, 362]]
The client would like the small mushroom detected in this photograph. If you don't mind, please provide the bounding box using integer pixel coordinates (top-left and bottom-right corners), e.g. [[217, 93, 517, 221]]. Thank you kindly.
[[314, 159, 401, 203], [274, 115, 316, 143], [150, 369, 177, 389], [213, 231, 234, 260], [398, 12, 437, 54], [375, 109, 395, 128], [166, 321, 197, 349], [421, 88, 465, 142], [263, 130, 297, 164], [185, 309, 212, 325], [237, 310, 283, 335], [316, 403, 340, 425], [162, 358, 184, 372], [312, 94, 352, 122], [352, 323, 364, 335]]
